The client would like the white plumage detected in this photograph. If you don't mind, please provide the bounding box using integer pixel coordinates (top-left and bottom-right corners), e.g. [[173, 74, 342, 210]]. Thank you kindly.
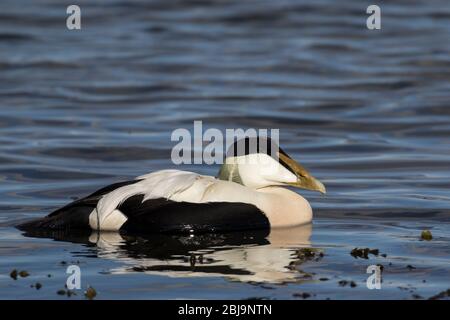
[[91, 170, 205, 230], [98, 170, 200, 214], [89, 169, 314, 231]]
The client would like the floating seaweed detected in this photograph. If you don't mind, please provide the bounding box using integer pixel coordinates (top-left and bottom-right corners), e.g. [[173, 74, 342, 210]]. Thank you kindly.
[[18, 270, 29, 278], [338, 280, 357, 287], [10, 269, 18, 280], [421, 230, 433, 241], [295, 248, 324, 262], [293, 292, 312, 299], [31, 283, 42, 290], [67, 290, 77, 297], [85, 286, 97, 300], [350, 247, 379, 259]]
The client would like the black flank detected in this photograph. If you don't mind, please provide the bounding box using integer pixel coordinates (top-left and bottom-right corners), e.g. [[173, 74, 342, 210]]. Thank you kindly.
[[119, 195, 270, 234]]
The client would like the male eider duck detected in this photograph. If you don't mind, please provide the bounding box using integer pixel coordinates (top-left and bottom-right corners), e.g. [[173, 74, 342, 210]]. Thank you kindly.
[[17, 137, 325, 234]]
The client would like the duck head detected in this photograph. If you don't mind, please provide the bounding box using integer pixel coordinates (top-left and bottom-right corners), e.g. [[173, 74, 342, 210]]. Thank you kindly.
[[218, 136, 326, 193]]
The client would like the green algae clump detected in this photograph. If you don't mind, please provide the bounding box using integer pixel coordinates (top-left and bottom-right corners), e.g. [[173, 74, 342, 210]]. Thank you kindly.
[[421, 230, 432, 241]]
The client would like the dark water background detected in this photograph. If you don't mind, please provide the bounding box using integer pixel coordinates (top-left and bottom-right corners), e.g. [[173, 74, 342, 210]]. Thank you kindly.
[[0, 0, 449, 299]]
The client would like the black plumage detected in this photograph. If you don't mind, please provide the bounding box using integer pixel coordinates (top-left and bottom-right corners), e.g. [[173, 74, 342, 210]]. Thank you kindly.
[[120, 195, 270, 234], [16, 179, 140, 231]]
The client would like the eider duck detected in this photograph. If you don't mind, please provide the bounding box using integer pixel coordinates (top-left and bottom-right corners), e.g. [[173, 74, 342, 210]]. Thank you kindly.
[[17, 137, 325, 234]]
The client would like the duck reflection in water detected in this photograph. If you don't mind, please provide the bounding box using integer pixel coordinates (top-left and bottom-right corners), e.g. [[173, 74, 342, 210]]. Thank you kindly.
[[20, 224, 318, 284]]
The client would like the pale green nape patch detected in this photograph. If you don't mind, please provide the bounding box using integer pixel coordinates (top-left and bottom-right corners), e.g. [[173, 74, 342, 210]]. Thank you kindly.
[[218, 163, 243, 185]]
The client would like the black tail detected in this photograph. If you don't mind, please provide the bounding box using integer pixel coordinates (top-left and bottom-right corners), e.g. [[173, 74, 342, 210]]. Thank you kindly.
[[16, 205, 93, 231], [16, 179, 140, 231]]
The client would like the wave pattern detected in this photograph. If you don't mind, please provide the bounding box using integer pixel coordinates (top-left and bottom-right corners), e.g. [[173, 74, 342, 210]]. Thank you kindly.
[[0, 0, 450, 222]]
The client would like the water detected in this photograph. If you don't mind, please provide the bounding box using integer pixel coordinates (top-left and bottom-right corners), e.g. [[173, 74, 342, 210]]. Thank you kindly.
[[0, 0, 450, 299]]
